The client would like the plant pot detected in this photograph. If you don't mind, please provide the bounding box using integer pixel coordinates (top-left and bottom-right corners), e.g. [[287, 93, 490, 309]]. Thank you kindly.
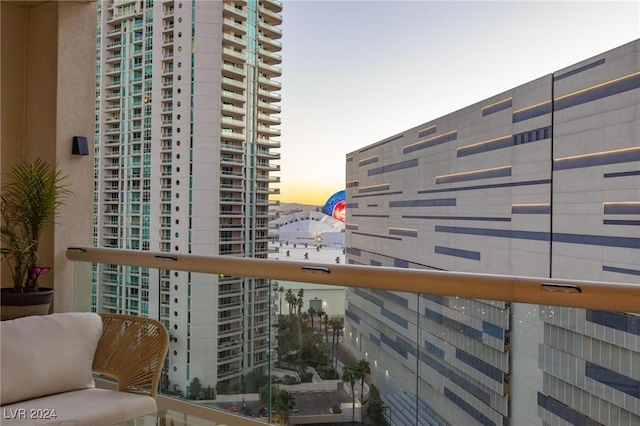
[[1, 287, 54, 321]]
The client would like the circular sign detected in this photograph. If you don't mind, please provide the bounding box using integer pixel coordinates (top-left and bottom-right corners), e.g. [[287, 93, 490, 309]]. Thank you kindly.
[[322, 190, 346, 222]]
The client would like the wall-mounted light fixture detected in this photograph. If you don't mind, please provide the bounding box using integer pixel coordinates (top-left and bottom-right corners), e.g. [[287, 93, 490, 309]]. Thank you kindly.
[[72, 136, 89, 155]]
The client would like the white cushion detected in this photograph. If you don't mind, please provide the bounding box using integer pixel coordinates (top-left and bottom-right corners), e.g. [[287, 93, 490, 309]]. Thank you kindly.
[[0, 388, 157, 425], [0, 312, 103, 405]]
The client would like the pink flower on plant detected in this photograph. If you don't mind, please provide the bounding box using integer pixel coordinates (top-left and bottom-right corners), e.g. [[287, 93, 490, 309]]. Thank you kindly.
[[33, 266, 51, 276]]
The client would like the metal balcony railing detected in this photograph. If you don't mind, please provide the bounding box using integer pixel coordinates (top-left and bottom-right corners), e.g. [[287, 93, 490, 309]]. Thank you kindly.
[[67, 247, 640, 313], [69, 246, 640, 425]]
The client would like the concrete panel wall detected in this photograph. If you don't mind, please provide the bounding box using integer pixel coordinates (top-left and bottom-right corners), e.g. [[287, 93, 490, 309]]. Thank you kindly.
[[344, 39, 639, 426]]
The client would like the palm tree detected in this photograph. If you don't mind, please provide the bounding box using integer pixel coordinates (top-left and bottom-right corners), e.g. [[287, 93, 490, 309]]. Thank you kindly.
[[285, 289, 296, 316], [322, 313, 329, 343], [278, 285, 284, 315], [342, 364, 357, 423], [274, 387, 296, 425], [296, 289, 304, 316], [322, 313, 331, 364], [258, 384, 272, 422], [315, 308, 325, 333], [259, 385, 296, 425], [307, 307, 316, 331], [332, 318, 344, 371], [356, 358, 371, 404], [258, 384, 270, 406], [296, 298, 302, 317], [329, 318, 339, 368]]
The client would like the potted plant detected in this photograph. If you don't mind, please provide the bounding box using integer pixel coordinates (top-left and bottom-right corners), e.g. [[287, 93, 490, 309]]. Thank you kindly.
[[1, 156, 71, 320]]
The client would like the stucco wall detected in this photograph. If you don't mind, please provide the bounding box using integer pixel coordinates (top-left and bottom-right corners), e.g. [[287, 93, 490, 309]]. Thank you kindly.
[[0, 1, 97, 312]]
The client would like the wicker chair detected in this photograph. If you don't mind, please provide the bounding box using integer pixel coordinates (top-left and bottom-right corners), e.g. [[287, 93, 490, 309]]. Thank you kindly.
[[93, 314, 169, 398]]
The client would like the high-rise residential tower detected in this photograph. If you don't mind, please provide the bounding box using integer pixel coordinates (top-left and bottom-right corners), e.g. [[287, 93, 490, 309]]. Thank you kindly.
[[94, 0, 282, 394]]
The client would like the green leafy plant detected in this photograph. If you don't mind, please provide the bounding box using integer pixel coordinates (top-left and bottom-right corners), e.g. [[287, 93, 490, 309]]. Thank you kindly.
[[342, 364, 358, 423], [1, 156, 71, 292]]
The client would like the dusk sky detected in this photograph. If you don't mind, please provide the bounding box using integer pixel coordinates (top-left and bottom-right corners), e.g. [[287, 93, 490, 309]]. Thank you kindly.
[[277, 1, 639, 205]]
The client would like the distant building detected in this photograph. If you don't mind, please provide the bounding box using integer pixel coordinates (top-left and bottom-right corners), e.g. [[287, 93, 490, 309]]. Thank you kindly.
[[270, 210, 345, 245], [269, 211, 346, 317], [322, 190, 347, 222], [345, 40, 640, 426]]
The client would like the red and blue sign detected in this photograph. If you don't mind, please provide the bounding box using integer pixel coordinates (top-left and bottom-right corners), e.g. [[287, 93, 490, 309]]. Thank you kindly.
[[322, 190, 346, 222]]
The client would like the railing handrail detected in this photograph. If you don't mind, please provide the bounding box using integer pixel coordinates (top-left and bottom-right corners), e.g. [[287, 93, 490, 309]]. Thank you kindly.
[[67, 246, 640, 313]]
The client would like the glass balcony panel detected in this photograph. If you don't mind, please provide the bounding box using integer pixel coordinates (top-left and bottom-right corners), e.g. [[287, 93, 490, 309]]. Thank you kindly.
[[70, 247, 640, 425]]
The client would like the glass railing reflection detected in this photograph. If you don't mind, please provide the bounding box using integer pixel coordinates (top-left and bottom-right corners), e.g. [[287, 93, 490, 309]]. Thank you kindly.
[[69, 248, 640, 426], [89, 264, 367, 423]]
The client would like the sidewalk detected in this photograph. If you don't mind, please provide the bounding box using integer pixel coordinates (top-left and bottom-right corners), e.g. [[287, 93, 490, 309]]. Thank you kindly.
[[335, 340, 359, 367]]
